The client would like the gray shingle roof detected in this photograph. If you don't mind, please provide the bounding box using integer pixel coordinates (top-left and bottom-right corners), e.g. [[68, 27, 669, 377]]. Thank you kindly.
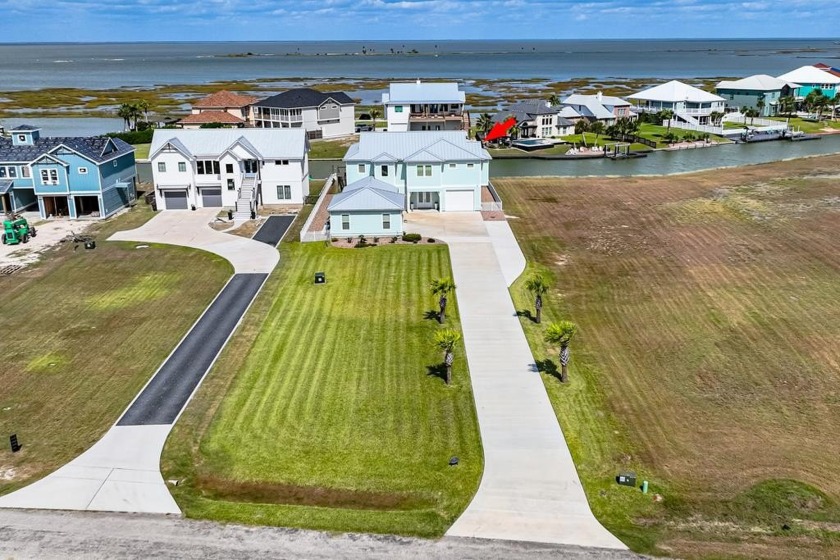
[[9, 124, 40, 131], [255, 88, 354, 109], [0, 180, 13, 195], [0, 136, 134, 164]]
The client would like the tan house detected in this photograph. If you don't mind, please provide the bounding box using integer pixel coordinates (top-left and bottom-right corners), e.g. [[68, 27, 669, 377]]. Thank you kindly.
[[179, 90, 260, 129]]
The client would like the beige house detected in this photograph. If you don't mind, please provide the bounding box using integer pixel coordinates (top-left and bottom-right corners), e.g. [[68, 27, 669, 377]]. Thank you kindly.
[[179, 91, 259, 129]]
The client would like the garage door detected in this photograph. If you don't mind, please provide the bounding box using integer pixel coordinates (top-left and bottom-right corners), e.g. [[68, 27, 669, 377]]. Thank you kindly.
[[201, 188, 223, 207], [163, 190, 188, 210], [444, 189, 475, 212]]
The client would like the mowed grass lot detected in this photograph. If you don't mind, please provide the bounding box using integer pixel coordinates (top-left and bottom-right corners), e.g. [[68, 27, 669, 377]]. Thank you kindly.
[[495, 156, 840, 559], [0, 205, 231, 493], [162, 241, 482, 537]]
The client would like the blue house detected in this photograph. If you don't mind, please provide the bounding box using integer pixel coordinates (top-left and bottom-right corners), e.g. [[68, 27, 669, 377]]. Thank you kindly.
[[0, 125, 136, 219], [777, 65, 840, 101], [327, 177, 405, 237]]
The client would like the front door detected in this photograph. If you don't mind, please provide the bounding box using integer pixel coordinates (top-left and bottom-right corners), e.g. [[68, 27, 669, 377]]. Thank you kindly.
[[243, 160, 259, 174], [416, 192, 435, 210]]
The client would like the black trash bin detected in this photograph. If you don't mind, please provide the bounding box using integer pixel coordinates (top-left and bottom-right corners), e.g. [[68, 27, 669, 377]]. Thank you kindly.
[[228, 209, 233, 220]]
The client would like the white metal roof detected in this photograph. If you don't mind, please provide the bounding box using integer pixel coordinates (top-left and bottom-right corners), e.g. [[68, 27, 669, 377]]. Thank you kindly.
[[344, 131, 491, 163], [716, 74, 801, 91], [628, 80, 725, 103], [777, 65, 840, 85], [382, 81, 465, 105], [560, 94, 616, 120], [150, 129, 308, 160], [328, 179, 404, 212]]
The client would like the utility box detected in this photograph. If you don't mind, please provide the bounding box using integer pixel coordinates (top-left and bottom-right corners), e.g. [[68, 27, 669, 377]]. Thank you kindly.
[[314, 272, 325, 284], [85, 240, 96, 250], [616, 471, 637, 487]]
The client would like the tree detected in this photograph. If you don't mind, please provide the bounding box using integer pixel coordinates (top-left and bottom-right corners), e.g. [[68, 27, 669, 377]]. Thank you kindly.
[[430, 277, 456, 324], [709, 110, 723, 126], [574, 119, 589, 146], [136, 99, 150, 123], [832, 93, 840, 120], [476, 113, 493, 134], [740, 106, 750, 124], [548, 93, 562, 106], [524, 274, 549, 324], [779, 95, 796, 118], [658, 109, 674, 133], [433, 329, 461, 385], [117, 103, 135, 131], [756, 98, 766, 118], [369, 108, 381, 128], [545, 321, 577, 383], [744, 107, 759, 126], [589, 120, 605, 144], [508, 123, 520, 140]]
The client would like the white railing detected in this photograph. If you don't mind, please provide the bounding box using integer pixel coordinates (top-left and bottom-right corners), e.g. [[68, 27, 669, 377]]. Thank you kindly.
[[665, 119, 724, 135], [299, 173, 336, 243], [722, 113, 786, 128], [481, 182, 504, 213]]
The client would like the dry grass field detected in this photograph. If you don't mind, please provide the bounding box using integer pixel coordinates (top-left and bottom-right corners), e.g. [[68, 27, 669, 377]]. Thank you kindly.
[[495, 155, 840, 559]]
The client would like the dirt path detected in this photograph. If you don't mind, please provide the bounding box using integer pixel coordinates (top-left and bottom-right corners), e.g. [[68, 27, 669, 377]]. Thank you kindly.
[[0, 510, 647, 560], [0, 218, 93, 269]]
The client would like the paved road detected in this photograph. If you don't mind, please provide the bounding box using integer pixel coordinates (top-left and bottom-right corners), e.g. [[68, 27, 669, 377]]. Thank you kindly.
[[118, 273, 268, 426], [405, 213, 627, 550], [0, 510, 648, 560], [253, 215, 295, 246]]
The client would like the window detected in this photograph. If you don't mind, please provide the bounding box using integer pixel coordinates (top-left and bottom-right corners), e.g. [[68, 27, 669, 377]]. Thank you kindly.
[[227, 179, 235, 190], [382, 213, 391, 229], [22, 167, 30, 178], [225, 163, 233, 173], [449, 163, 456, 168], [395, 106, 403, 113], [196, 160, 220, 175], [0, 167, 5, 178], [467, 163, 475, 168], [78, 167, 88, 175], [178, 162, 187, 173], [157, 162, 166, 173], [275, 160, 289, 165], [358, 164, 365, 173], [380, 165, 389, 177], [417, 165, 432, 176], [40, 169, 58, 185], [276, 185, 292, 200], [342, 214, 350, 230], [113, 161, 118, 167]]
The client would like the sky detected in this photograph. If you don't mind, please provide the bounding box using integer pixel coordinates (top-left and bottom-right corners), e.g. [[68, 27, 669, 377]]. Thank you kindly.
[[0, 0, 837, 42]]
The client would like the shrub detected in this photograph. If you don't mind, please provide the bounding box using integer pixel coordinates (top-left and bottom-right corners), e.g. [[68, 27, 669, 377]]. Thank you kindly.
[[390, 236, 398, 244], [427, 238, 436, 243], [106, 129, 154, 145], [347, 237, 353, 243], [402, 233, 422, 243], [331, 237, 337, 242], [373, 237, 379, 243]]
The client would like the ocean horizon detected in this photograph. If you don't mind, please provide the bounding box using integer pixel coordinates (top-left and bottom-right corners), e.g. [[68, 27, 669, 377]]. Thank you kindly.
[[1, 38, 838, 91]]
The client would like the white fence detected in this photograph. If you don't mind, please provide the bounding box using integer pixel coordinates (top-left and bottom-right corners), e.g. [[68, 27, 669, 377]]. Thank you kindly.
[[665, 119, 724, 135], [299, 174, 336, 243], [723, 113, 787, 129], [481, 182, 504, 213]]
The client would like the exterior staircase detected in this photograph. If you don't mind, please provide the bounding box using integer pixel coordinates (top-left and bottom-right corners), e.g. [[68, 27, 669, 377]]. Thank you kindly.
[[676, 111, 701, 126], [234, 175, 257, 220]]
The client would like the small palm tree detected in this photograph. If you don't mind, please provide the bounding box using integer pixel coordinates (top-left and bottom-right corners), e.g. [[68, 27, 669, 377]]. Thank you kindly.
[[525, 274, 549, 324], [779, 95, 796, 118], [756, 98, 766, 118], [117, 103, 134, 131], [659, 109, 674, 133], [369, 108, 381, 128], [430, 278, 456, 323], [548, 93, 561, 106], [545, 321, 577, 383], [433, 328, 461, 385], [709, 110, 722, 127], [137, 99, 150, 124], [476, 113, 493, 135], [589, 121, 605, 144]]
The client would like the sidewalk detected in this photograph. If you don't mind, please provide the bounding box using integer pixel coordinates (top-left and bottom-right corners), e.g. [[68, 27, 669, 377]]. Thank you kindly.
[[406, 212, 626, 550]]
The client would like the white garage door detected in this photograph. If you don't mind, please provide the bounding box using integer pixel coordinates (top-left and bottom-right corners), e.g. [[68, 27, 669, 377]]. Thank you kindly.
[[445, 189, 475, 212], [163, 190, 188, 210]]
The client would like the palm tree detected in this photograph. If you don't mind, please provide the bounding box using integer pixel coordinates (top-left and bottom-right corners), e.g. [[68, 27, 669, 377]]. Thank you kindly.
[[548, 93, 561, 106], [524, 274, 549, 324], [430, 278, 456, 324], [709, 110, 723, 127], [117, 103, 134, 131], [659, 109, 674, 133], [779, 95, 796, 118], [476, 113, 493, 135], [136, 99, 150, 124], [832, 93, 840, 121], [433, 328, 461, 385], [508, 123, 520, 140], [545, 321, 578, 383], [740, 106, 750, 124], [756, 99, 766, 118], [368, 108, 381, 128], [589, 121, 605, 144], [745, 107, 759, 126], [574, 119, 589, 146]]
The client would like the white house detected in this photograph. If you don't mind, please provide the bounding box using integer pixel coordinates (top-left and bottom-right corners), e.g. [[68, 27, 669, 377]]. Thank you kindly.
[[149, 129, 309, 213], [628, 80, 726, 125], [382, 81, 469, 132], [561, 92, 634, 125], [251, 88, 355, 139], [343, 131, 490, 212], [493, 100, 575, 138]]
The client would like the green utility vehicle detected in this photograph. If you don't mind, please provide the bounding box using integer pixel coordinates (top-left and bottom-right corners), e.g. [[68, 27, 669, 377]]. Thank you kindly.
[[2, 215, 37, 245]]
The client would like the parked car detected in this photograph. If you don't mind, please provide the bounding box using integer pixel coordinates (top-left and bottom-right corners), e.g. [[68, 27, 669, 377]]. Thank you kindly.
[[355, 124, 374, 132]]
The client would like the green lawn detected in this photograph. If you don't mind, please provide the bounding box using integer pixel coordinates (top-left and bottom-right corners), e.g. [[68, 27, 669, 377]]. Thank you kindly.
[[309, 138, 355, 159], [162, 240, 482, 537], [636, 123, 729, 147], [767, 116, 840, 133], [133, 143, 151, 160], [0, 204, 232, 494]]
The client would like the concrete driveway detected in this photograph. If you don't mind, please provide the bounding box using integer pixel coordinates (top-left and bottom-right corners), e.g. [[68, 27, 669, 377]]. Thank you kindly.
[[110, 209, 279, 273], [404, 212, 626, 550], [0, 210, 288, 515]]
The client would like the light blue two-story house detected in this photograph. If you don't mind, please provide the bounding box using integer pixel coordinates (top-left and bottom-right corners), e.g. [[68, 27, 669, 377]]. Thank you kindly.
[[329, 131, 491, 237], [715, 75, 800, 116], [0, 125, 136, 219]]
